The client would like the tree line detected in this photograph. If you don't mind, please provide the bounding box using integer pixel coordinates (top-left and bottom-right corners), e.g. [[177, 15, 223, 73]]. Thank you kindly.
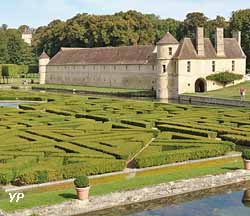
[[0, 25, 37, 65], [1, 9, 250, 70]]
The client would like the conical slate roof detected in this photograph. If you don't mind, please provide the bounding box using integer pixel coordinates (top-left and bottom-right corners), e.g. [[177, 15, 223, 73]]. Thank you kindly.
[[39, 51, 50, 59], [157, 32, 179, 45]]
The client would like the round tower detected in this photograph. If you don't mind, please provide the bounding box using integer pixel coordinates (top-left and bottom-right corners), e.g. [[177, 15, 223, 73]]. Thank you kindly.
[[156, 32, 179, 99], [39, 51, 50, 84]]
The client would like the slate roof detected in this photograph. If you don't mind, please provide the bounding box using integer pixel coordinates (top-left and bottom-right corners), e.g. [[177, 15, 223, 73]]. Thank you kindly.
[[48, 46, 156, 65], [39, 51, 50, 59], [48, 32, 245, 65], [157, 32, 179, 45], [174, 38, 246, 59]]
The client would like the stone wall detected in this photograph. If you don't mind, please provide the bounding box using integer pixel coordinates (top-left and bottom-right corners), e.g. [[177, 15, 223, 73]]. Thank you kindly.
[[179, 94, 250, 107], [46, 64, 157, 90]]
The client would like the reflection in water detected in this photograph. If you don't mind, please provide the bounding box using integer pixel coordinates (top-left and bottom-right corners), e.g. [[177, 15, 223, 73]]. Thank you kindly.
[[79, 182, 250, 216], [128, 191, 250, 216], [242, 190, 250, 208]]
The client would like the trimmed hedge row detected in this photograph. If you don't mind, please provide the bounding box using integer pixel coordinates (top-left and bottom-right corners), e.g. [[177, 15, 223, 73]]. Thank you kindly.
[[157, 124, 217, 139], [75, 113, 110, 122], [220, 134, 250, 146], [14, 159, 126, 185], [120, 119, 152, 128], [135, 142, 234, 168]]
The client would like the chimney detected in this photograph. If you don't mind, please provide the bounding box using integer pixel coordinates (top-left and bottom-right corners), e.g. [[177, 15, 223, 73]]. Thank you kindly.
[[232, 31, 241, 47], [196, 27, 205, 56], [215, 28, 225, 56]]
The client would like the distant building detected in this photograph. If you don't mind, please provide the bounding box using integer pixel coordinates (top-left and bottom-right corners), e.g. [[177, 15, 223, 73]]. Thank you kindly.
[[22, 28, 33, 45], [39, 27, 246, 99]]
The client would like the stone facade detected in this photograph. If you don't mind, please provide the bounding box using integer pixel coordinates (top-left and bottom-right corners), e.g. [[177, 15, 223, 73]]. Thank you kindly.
[[39, 27, 246, 99], [21, 30, 32, 46], [46, 64, 157, 90]]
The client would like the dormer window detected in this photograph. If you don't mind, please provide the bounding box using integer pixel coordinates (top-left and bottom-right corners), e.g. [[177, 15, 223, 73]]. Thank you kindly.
[[169, 47, 173, 55]]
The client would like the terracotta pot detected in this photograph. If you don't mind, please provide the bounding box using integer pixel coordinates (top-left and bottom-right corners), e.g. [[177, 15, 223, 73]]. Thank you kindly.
[[75, 187, 90, 200], [244, 159, 250, 170]]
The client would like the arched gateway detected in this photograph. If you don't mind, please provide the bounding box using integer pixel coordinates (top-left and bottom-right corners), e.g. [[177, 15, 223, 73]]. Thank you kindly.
[[195, 78, 207, 92]]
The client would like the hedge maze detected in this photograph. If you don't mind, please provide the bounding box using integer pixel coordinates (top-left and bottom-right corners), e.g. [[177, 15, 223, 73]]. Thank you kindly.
[[0, 90, 249, 185]]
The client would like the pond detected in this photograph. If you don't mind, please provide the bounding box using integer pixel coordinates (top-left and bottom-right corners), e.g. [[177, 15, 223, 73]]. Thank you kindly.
[[0, 101, 34, 108], [80, 181, 250, 216]]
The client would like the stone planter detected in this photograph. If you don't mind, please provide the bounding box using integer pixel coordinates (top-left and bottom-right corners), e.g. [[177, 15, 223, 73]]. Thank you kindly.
[[243, 159, 250, 170], [76, 187, 90, 200]]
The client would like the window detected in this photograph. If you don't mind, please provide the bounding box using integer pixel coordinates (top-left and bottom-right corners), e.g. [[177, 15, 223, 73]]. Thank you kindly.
[[187, 61, 191, 72], [114, 65, 116, 70], [162, 65, 166, 73], [232, 61, 235, 72], [103, 65, 106, 70], [138, 65, 141, 70], [169, 47, 173, 55], [212, 61, 216, 72], [125, 65, 128, 70], [152, 65, 155, 71]]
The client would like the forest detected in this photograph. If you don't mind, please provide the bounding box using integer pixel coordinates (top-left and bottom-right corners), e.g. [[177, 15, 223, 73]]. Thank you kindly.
[[1, 9, 250, 70]]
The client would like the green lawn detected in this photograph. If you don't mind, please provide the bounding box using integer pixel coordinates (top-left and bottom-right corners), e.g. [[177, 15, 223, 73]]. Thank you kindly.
[[0, 159, 243, 212], [32, 83, 151, 94], [186, 81, 250, 101]]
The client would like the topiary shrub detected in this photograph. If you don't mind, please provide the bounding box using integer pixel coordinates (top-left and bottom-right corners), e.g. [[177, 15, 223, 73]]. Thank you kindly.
[[206, 72, 243, 86], [242, 150, 250, 160], [74, 175, 89, 188]]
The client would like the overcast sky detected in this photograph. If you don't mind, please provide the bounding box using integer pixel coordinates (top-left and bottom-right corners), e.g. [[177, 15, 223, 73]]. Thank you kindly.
[[2, 0, 250, 28]]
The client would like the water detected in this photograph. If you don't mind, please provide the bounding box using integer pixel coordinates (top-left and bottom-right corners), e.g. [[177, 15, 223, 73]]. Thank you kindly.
[[0, 101, 33, 108], [80, 182, 250, 216], [128, 192, 250, 216]]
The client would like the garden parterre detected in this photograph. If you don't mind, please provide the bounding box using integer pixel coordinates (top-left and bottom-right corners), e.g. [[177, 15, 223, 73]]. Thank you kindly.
[[0, 90, 249, 185]]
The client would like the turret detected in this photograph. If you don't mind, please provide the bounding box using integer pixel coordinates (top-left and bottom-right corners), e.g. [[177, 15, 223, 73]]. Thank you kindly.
[[156, 32, 179, 99], [39, 51, 50, 84]]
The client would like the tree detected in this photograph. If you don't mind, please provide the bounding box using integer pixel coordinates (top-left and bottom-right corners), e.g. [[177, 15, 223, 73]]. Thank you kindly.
[[184, 12, 208, 38], [230, 9, 250, 71], [18, 25, 30, 33], [1, 24, 8, 30], [206, 16, 229, 38], [0, 29, 9, 63], [5, 29, 37, 65], [32, 20, 66, 56]]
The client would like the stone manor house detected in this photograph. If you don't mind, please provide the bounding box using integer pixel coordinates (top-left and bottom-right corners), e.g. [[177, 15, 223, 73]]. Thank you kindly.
[[39, 27, 246, 99]]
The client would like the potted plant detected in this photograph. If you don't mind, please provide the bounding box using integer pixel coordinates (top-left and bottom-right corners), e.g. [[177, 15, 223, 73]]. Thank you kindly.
[[242, 150, 250, 170], [74, 175, 90, 200]]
